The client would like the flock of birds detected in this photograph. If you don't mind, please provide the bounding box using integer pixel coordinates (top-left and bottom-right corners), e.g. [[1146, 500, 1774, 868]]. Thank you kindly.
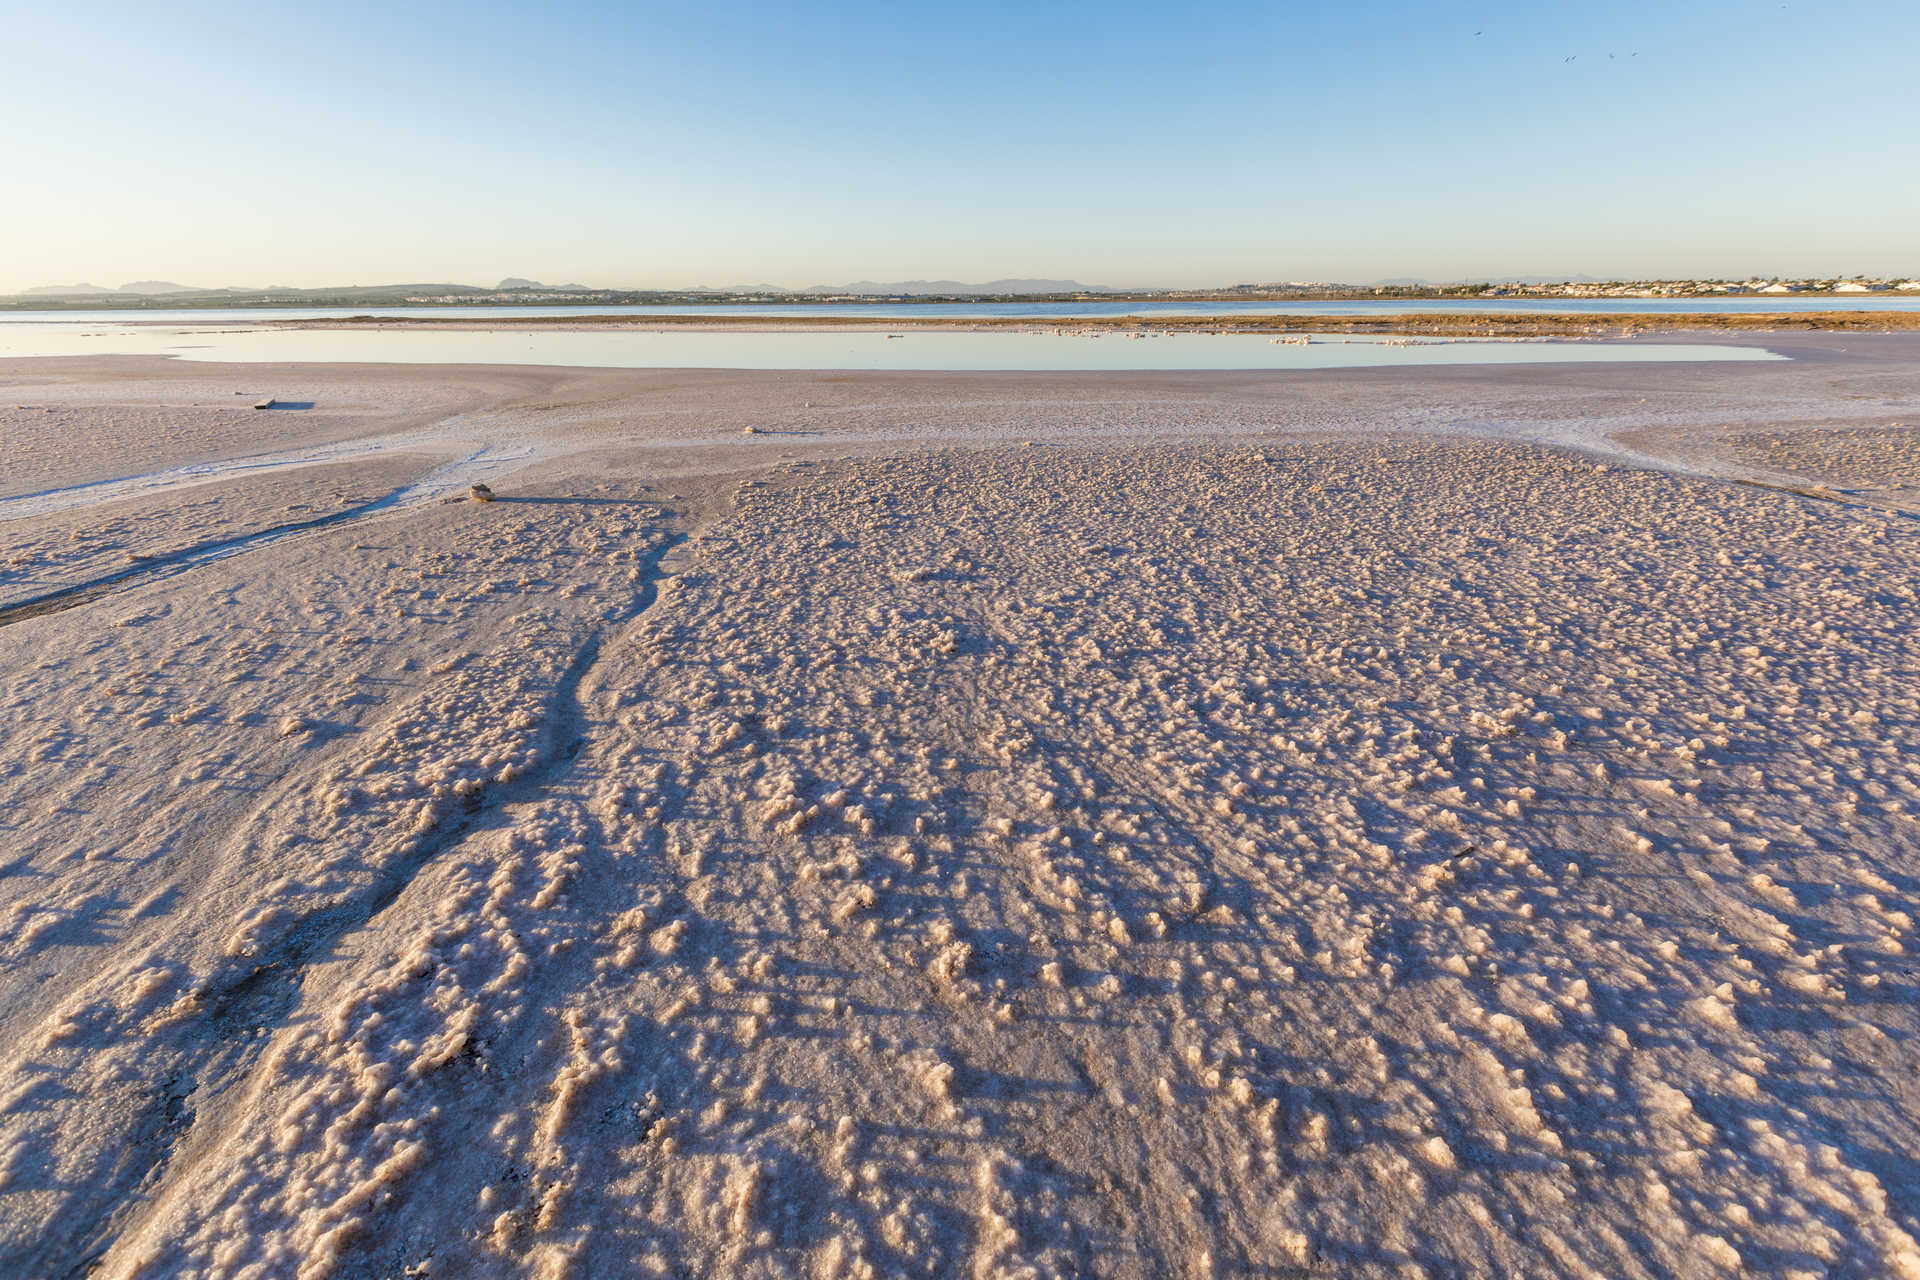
[[1470, 9, 1809, 64], [1469, 27, 1645, 62]]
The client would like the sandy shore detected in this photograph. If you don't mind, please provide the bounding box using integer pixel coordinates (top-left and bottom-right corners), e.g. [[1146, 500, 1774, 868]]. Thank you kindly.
[[2, 345, 1919, 1277]]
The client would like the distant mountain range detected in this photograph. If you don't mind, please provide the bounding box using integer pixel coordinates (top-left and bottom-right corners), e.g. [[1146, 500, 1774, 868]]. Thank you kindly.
[[22, 280, 311, 297], [10, 276, 1123, 301], [9, 273, 1686, 303], [116, 281, 204, 295], [796, 279, 1117, 296], [1236, 275, 1609, 290], [686, 279, 1118, 295], [14, 282, 500, 300], [1490, 274, 1607, 285], [495, 278, 596, 292], [23, 283, 142, 296]]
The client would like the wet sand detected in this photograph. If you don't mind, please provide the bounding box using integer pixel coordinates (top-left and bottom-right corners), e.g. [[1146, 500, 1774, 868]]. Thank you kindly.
[[2, 342, 1919, 1277]]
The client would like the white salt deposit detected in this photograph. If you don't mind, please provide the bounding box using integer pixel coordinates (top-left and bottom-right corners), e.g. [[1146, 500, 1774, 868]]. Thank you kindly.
[[1, 344, 1918, 1276]]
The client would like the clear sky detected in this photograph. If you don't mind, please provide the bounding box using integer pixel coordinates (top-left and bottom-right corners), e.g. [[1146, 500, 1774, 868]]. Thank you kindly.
[[3, 0, 1916, 291]]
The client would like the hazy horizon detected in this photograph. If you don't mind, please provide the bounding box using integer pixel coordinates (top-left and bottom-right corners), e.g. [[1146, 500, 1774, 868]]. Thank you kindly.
[[3, 0, 1916, 294], [11, 268, 1920, 299]]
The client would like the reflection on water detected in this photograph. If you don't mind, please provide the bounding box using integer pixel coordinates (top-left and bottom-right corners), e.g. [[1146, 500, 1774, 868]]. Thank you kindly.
[[0, 324, 1783, 372]]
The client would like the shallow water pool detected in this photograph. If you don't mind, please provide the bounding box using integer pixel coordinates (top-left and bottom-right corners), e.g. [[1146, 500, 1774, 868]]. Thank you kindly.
[[0, 323, 1784, 371]]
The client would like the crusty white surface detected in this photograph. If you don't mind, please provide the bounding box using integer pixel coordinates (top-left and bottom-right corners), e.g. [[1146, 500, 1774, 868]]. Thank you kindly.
[[1, 344, 1918, 1278]]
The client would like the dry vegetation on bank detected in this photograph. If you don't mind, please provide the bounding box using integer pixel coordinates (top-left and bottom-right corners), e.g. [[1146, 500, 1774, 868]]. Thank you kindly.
[[279, 310, 1920, 338]]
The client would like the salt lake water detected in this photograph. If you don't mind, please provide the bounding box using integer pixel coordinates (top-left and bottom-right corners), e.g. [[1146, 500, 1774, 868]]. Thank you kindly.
[[0, 296, 1915, 325], [0, 323, 1784, 371]]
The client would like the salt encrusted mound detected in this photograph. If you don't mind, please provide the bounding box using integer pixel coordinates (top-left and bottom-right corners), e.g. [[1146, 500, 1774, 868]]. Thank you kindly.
[[4, 430, 1920, 1278]]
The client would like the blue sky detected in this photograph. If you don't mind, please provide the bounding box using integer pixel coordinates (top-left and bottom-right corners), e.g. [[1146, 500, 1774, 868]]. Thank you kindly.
[[2, 0, 1915, 290]]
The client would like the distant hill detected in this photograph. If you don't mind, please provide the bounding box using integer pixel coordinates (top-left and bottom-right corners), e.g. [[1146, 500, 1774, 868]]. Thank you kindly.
[[11, 277, 1119, 302], [22, 283, 117, 296], [303, 283, 496, 298], [797, 279, 1116, 296], [1491, 274, 1606, 285], [22, 281, 213, 297], [12, 281, 497, 300], [496, 278, 596, 292], [117, 281, 205, 295], [1365, 275, 1605, 287]]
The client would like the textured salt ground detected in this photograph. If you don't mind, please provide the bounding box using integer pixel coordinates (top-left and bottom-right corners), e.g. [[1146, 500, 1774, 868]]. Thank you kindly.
[[1, 346, 1919, 1278], [0, 457, 436, 610], [4, 332, 1918, 506], [0, 465, 702, 1270], [0, 360, 583, 500], [1617, 423, 1920, 515]]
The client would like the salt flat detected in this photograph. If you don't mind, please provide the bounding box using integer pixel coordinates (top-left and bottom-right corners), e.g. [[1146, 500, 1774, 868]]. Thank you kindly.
[[2, 338, 1918, 1278]]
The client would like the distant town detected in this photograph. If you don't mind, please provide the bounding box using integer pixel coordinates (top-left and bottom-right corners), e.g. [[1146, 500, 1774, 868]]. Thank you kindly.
[[3, 275, 1917, 310], [1452, 277, 1920, 299]]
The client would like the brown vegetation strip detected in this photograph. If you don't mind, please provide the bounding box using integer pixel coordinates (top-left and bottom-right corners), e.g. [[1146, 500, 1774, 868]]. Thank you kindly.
[[272, 310, 1920, 337]]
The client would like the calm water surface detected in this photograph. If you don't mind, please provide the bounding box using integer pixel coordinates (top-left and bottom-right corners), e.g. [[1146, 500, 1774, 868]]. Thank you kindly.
[[0, 324, 1784, 371], [0, 297, 1914, 325]]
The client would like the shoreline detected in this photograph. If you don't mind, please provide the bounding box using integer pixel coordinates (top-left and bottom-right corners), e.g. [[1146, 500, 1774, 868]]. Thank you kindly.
[[4, 337, 1912, 506], [253, 309, 1920, 337]]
